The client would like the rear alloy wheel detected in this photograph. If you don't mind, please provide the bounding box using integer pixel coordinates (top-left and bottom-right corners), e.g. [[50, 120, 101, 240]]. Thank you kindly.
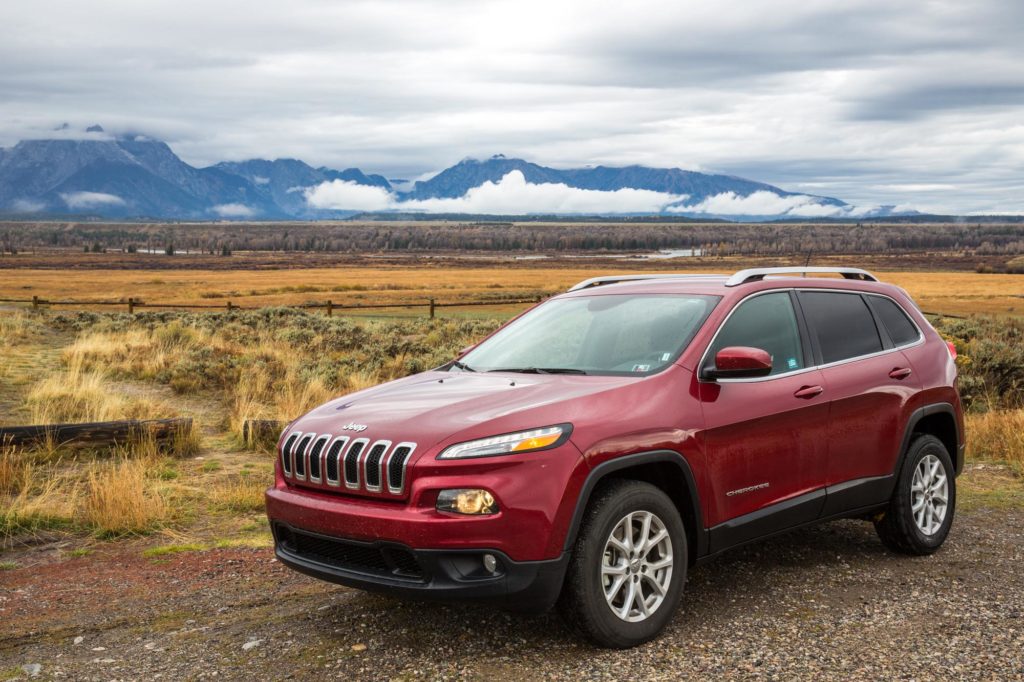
[[875, 434, 956, 555], [560, 480, 686, 648]]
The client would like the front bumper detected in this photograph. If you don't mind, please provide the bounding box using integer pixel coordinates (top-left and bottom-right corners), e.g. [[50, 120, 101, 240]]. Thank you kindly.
[[271, 521, 568, 612]]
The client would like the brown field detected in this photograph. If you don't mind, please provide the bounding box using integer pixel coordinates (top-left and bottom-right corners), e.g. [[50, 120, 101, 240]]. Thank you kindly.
[[0, 262, 1022, 317]]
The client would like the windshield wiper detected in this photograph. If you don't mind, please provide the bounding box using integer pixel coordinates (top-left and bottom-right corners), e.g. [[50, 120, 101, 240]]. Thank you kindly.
[[449, 360, 476, 372], [486, 367, 589, 375]]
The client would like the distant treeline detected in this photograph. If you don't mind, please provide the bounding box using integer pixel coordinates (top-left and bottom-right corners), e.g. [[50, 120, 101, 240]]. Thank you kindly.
[[1, 220, 1023, 256]]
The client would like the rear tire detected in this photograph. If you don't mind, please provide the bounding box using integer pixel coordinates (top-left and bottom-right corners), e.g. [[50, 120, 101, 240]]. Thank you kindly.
[[875, 434, 956, 555], [559, 480, 687, 648]]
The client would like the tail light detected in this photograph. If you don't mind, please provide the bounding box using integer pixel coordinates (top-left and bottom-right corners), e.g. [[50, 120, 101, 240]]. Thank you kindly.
[[945, 341, 957, 360]]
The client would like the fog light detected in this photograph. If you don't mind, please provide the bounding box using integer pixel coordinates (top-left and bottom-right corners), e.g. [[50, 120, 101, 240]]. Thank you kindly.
[[436, 489, 499, 515], [483, 553, 498, 573]]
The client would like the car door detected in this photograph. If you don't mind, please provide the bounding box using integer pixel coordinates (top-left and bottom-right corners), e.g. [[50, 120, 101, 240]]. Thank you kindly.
[[796, 290, 922, 515], [698, 290, 830, 552]]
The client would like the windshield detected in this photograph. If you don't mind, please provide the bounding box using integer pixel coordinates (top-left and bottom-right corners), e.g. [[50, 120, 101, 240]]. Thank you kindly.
[[456, 294, 719, 376]]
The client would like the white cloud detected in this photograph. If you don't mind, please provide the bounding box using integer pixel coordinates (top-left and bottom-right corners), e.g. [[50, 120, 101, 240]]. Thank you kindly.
[[10, 198, 46, 213], [212, 203, 257, 217], [60, 191, 125, 209], [304, 180, 395, 211], [305, 171, 688, 214], [252, 176, 270, 185], [668, 190, 842, 217]]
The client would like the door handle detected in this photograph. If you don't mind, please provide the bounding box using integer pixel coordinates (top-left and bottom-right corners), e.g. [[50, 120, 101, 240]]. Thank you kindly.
[[794, 385, 824, 399], [889, 367, 913, 380]]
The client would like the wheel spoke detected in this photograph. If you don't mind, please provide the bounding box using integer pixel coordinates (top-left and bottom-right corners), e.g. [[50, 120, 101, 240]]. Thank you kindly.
[[912, 496, 926, 512], [647, 555, 672, 572], [618, 580, 636, 619], [637, 513, 652, 554], [633, 582, 650, 617], [606, 536, 629, 554], [642, 572, 667, 597], [644, 528, 668, 554], [602, 561, 627, 577]]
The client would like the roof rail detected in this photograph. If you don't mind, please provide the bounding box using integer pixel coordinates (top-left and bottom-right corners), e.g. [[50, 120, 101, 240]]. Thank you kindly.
[[567, 274, 727, 292], [724, 267, 878, 287]]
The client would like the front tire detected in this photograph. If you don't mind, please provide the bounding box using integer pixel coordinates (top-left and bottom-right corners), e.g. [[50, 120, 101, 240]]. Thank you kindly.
[[875, 434, 956, 555], [559, 480, 687, 648]]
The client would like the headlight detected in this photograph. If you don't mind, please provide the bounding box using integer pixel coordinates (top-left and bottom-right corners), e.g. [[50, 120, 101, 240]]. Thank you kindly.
[[436, 424, 571, 460]]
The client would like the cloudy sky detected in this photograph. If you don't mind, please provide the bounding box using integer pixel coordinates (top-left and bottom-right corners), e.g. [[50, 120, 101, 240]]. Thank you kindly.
[[2, 0, 1022, 214]]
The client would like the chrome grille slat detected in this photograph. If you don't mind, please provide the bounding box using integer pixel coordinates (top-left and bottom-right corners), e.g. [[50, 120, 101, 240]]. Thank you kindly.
[[324, 436, 349, 486], [344, 438, 369, 489], [293, 434, 314, 480], [386, 443, 416, 494], [307, 435, 329, 483], [363, 440, 391, 492], [281, 433, 298, 476]]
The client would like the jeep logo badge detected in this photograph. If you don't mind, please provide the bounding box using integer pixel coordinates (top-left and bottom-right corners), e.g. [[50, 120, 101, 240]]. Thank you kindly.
[[341, 422, 368, 432]]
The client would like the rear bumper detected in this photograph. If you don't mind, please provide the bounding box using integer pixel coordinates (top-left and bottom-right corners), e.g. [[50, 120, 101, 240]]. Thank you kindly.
[[271, 521, 568, 612]]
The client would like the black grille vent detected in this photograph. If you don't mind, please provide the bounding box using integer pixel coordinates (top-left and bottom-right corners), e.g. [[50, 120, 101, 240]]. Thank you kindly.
[[344, 440, 366, 486], [294, 435, 312, 477], [308, 437, 327, 480], [281, 433, 298, 476], [364, 443, 388, 489], [325, 438, 347, 483], [280, 527, 424, 581], [388, 445, 413, 491]]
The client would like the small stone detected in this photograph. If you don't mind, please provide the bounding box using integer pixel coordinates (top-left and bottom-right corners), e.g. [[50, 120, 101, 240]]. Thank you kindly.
[[242, 639, 263, 651], [144, 642, 156, 650], [22, 663, 42, 677], [91, 646, 106, 651], [73, 636, 84, 645], [351, 643, 367, 652]]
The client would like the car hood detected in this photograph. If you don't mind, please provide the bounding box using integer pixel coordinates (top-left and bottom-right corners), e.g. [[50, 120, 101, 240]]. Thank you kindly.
[[287, 370, 647, 453]]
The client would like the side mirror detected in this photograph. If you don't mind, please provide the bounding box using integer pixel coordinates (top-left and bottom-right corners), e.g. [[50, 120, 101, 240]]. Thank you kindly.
[[703, 346, 773, 380]]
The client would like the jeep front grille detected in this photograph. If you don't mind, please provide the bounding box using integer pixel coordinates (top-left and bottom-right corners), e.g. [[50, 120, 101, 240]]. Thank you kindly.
[[280, 430, 417, 497]]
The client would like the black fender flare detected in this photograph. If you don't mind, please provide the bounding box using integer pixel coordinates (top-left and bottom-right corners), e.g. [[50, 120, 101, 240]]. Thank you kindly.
[[896, 402, 964, 475], [562, 450, 708, 559]]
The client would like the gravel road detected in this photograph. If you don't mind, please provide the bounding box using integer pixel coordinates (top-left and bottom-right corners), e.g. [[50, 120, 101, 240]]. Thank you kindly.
[[2, 509, 1023, 680]]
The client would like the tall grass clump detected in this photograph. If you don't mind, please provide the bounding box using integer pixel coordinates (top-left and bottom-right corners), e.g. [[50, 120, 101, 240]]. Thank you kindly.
[[83, 458, 167, 537], [966, 410, 1024, 471], [26, 357, 174, 424]]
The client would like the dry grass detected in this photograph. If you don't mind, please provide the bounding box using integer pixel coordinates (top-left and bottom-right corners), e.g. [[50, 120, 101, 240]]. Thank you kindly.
[[26, 357, 173, 424], [0, 312, 46, 346], [209, 473, 270, 513], [83, 457, 167, 537], [967, 409, 1024, 470], [0, 265, 1022, 317]]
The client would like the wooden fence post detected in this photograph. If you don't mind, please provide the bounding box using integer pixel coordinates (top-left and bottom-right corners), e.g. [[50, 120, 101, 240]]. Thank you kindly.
[[326, 300, 333, 317], [128, 297, 135, 315], [429, 298, 435, 319], [226, 301, 234, 311], [32, 295, 39, 310]]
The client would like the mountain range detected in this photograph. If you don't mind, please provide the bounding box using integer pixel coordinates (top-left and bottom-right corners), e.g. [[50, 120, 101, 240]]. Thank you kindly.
[[0, 125, 902, 220]]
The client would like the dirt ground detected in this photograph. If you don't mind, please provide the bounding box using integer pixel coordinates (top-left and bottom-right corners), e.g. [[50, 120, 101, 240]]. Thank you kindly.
[[2, 507, 1022, 681]]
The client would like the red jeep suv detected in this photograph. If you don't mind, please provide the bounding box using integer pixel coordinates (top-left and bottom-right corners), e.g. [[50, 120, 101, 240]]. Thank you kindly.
[[266, 267, 964, 647]]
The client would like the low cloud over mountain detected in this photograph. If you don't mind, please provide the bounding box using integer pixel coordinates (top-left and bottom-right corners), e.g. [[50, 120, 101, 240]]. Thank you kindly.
[[0, 128, 912, 220]]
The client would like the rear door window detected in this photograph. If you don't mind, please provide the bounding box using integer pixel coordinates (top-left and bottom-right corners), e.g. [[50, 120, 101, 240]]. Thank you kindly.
[[706, 292, 804, 376], [799, 291, 883, 364], [867, 296, 921, 347]]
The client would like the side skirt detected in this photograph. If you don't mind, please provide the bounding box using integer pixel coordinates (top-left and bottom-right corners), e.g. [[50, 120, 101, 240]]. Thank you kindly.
[[702, 474, 894, 562]]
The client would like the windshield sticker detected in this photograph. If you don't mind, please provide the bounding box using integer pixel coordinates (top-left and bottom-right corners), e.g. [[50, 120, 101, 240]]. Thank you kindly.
[[632, 364, 651, 372], [787, 358, 798, 369], [661, 353, 671, 361]]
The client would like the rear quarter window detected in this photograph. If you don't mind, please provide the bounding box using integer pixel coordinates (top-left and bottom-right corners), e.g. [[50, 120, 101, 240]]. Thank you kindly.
[[799, 291, 883, 364], [868, 296, 921, 346]]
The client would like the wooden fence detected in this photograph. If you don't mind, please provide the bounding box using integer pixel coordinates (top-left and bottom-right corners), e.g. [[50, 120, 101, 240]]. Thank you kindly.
[[0, 295, 544, 318]]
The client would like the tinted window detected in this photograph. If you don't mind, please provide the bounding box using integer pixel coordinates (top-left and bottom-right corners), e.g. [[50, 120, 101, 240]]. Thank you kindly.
[[868, 296, 920, 346], [800, 292, 882, 364], [707, 292, 804, 376]]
